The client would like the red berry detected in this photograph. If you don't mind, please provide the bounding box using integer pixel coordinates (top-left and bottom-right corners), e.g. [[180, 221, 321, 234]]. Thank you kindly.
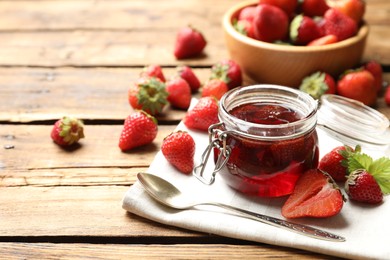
[[299, 71, 336, 99], [252, 4, 289, 43], [238, 6, 256, 22], [177, 66, 201, 92], [128, 77, 168, 115], [321, 8, 358, 41], [364, 60, 383, 93], [301, 0, 329, 17], [141, 65, 165, 82], [210, 59, 242, 90], [282, 169, 344, 218], [290, 14, 322, 45], [318, 145, 354, 182], [118, 111, 158, 151], [345, 169, 383, 204], [202, 79, 229, 100], [333, 0, 366, 24], [174, 26, 207, 59], [307, 34, 338, 46], [184, 96, 219, 132], [161, 131, 195, 174], [51, 116, 85, 147], [385, 85, 390, 106], [166, 77, 191, 110], [258, 0, 298, 17], [337, 69, 377, 106]]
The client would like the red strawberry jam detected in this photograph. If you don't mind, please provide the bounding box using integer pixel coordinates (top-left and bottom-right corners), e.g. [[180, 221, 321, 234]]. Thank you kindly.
[[216, 102, 318, 197]]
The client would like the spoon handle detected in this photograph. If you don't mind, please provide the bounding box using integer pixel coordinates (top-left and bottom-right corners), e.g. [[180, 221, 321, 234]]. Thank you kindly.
[[209, 203, 345, 242]]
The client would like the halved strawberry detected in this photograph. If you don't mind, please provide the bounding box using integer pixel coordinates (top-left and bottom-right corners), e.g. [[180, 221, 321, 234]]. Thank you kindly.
[[282, 169, 345, 218]]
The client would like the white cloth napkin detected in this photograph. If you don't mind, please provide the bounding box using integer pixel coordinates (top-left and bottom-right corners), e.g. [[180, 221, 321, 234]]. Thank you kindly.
[[122, 120, 390, 260]]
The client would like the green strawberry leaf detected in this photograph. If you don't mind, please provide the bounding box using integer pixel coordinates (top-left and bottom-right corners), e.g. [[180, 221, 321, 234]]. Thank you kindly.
[[347, 152, 373, 174], [369, 157, 390, 195]]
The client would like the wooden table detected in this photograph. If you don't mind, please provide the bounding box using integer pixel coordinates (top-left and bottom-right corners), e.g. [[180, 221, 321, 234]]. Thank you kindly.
[[1, 1, 389, 259]]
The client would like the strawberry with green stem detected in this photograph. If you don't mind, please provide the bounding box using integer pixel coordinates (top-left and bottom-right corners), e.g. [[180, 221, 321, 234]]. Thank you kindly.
[[51, 116, 85, 147], [299, 71, 336, 99], [128, 77, 168, 116], [210, 59, 242, 90], [290, 14, 321, 45], [345, 150, 390, 200]]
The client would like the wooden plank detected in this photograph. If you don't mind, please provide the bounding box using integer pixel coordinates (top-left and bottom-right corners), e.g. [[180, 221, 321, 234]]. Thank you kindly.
[[0, 68, 211, 122], [0, 243, 336, 260], [0, 186, 202, 237], [0, 29, 227, 67], [0, 0, 386, 31], [0, 125, 176, 174], [0, 26, 388, 67], [0, 0, 237, 31], [1, 68, 389, 123]]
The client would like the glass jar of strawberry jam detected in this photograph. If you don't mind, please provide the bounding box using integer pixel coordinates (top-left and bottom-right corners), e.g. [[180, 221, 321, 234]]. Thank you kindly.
[[194, 85, 319, 197]]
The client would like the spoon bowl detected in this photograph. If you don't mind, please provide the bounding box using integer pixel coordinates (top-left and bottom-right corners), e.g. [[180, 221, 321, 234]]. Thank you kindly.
[[137, 172, 345, 242]]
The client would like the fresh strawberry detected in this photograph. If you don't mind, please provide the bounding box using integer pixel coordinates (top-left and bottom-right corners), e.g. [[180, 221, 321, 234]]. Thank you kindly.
[[299, 71, 336, 99], [320, 8, 357, 41], [51, 116, 85, 147], [252, 4, 289, 43], [385, 85, 390, 106], [301, 0, 330, 17], [290, 15, 322, 45], [174, 26, 207, 60], [337, 69, 377, 106], [166, 77, 191, 110], [202, 79, 229, 100], [258, 0, 298, 17], [141, 65, 165, 82], [161, 131, 195, 174], [331, 0, 366, 24], [345, 169, 383, 204], [183, 96, 219, 132], [210, 59, 242, 90], [318, 145, 356, 182], [344, 149, 390, 197], [128, 77, 168, 115], [307, 34, 338, 46], [363, 60, 383, 93], [282, 169, 344, 218], [177, 66, 201, 92], [238, 6, 256, 22], [234, 19, 255, 38], [118, 110, 157, 151]]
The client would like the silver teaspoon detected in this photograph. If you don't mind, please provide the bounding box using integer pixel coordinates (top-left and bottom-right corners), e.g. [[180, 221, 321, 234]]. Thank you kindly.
[[137, 172, 345, 242]]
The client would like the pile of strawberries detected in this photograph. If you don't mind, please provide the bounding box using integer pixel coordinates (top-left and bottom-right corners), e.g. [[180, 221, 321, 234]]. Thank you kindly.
[[234, 0, 365, 46], [299, 60, 385, 106], [282, 145, 390, 219]]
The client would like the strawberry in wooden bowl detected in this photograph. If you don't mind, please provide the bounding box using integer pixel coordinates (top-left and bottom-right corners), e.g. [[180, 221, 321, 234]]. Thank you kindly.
[[222, 0, 369, 88]]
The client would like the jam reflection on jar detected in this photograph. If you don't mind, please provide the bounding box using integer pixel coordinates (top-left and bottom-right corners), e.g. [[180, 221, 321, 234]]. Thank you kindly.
[[214, 85, 319, 197]]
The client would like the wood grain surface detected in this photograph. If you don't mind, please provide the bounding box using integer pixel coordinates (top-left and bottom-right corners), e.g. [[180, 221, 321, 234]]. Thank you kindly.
[[1, 0, 389, 259]]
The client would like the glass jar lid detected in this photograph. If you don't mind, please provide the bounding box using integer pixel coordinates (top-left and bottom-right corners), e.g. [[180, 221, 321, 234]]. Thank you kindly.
[[318, 94, 390, 148]]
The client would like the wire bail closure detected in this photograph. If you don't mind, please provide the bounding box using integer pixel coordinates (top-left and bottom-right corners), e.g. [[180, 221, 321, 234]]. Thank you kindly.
[[193, 122, 231, 185]]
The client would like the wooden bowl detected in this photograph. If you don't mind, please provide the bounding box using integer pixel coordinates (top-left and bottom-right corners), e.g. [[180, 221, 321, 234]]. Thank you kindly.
[[222, 0, 369, 88]]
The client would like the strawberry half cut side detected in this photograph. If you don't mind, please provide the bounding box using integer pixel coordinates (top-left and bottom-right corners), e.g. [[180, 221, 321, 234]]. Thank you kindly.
[[282, 169, 345, 218]]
